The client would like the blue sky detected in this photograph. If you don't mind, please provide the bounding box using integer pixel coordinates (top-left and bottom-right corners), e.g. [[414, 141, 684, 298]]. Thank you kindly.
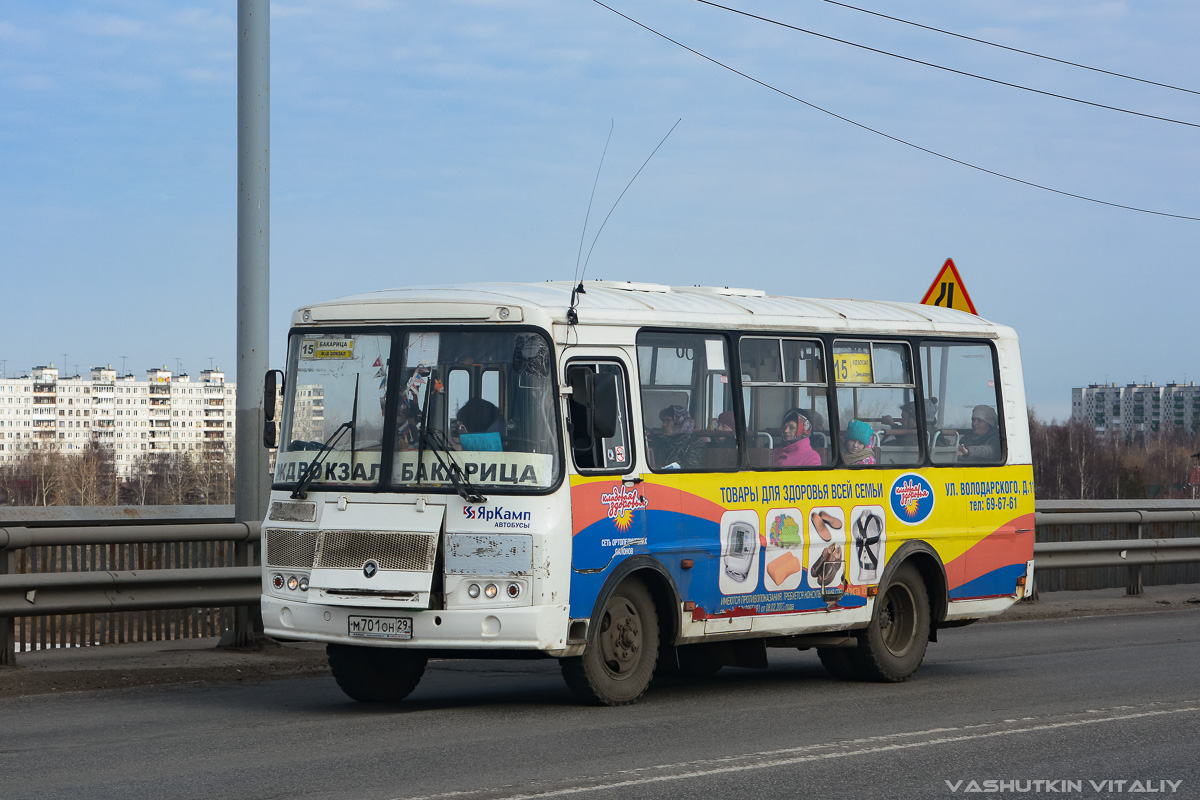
[[2, 0, 1196, 420]]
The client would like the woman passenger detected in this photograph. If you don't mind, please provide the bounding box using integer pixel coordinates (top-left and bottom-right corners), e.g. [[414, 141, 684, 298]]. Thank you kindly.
[[958, 404, 1001, 461], [654, 405, 704, 469], [773, 408, 821, 467]]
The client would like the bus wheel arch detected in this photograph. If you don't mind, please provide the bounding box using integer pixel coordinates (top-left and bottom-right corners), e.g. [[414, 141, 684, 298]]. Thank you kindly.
[[818, 544, 946, 682], [561, 558, 679, 705], [880, 541, 948, 638]]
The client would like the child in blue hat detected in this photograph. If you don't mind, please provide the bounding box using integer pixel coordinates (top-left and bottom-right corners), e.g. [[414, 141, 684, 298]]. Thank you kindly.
[[844, 419, 876, 466]]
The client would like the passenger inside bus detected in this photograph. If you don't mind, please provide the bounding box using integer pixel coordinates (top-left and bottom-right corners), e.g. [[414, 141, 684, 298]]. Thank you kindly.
[[843, 419, 876, 466], [773, 408, 821, 467], [651, 404, 705, 469], [957, 404, 1001, 461], [707, 410, 737, 448], [456, 397, 504, 451], [880, 399, 938, 447]]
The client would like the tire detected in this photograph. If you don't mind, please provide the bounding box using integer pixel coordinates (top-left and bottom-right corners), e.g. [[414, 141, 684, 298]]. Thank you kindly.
[[816, 646, 860, 680], [850, 562, 930, 682], [561, 578, 660, 705], [327, 644, 428, 703]]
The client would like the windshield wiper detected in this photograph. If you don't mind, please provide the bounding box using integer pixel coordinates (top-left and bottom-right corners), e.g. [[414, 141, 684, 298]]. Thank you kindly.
[[290, 375, 359, 500], [410, 370, 485, 503], [290, 420, 354, 500], [420, 426, 486, 504]]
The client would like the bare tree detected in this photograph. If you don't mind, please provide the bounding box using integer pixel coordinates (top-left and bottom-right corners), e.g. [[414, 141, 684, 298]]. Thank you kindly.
[[63, 441, 117, 506]]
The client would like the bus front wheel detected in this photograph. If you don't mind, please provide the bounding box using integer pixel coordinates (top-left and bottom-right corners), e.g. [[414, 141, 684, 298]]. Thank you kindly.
[[852, 562, 930, 682], [561, 578, 660, 705], [327, 644, 427, 703]]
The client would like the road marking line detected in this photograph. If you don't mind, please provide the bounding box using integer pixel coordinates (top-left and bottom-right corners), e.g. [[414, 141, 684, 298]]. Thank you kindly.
[[394, 700, 1200, 800]]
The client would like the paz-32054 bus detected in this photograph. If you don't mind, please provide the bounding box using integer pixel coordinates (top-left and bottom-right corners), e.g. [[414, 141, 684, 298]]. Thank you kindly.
[[260, 281, 1034, 705]]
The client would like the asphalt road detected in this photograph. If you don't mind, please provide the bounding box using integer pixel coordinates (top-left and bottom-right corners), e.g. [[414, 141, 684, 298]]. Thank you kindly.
[[3, 608, 1198, 800]]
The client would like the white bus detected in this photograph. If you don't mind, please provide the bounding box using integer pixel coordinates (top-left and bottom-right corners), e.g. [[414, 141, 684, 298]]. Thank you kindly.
[[261, 281, 1034, 705]]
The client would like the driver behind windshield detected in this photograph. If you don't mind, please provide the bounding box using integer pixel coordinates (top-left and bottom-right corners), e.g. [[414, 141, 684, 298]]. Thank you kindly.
[[456, 398, 504, 451]]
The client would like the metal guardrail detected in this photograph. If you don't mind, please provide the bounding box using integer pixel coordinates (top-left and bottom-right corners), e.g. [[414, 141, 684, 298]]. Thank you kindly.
[[1034, 538, 1200, 570], [0, 518, 260, 666], [0, 566, 262, 617], [1034, 501, 1200, 594], [0, 502, 1198, 665]]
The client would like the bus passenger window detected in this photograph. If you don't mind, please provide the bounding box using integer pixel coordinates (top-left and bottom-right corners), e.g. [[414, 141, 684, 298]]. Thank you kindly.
[[739, 337, 830, 470], [637, 332, 730, 472], [834, 340, 920, 467], [920, 342, 1004, 465]]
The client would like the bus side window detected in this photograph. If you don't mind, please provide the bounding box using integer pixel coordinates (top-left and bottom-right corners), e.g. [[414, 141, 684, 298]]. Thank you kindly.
[[637, 332, 730, 472], [834, 340, 920, 468], [566, 361, 633, 473], [740, 336, 831, 470], [920, 342, 1004, 465]]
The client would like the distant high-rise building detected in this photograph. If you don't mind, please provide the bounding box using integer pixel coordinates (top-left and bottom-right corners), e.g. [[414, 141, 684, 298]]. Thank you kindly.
[[1071, 382, 1200, 439], [289, 385, 325, 445], [0, 364, 236, 475]]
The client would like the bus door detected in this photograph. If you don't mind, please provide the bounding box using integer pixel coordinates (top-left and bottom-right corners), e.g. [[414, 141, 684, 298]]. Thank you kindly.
[[564, 358, 644, 573]]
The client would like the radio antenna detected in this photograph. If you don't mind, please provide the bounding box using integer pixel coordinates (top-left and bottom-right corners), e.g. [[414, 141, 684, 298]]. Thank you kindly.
[[574, 120, 614, 286], [568, 121, 614, 327], [580, 118, 680, 278]]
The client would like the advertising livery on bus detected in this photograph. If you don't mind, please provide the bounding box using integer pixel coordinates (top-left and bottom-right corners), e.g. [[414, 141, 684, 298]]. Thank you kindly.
[[260, 281, 1035, 705]]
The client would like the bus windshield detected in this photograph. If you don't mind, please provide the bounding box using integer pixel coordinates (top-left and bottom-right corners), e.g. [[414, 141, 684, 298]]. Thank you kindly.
[[273, 328, 561, 493], [393, 330, 559, 492], [275, 332, 390, 489]]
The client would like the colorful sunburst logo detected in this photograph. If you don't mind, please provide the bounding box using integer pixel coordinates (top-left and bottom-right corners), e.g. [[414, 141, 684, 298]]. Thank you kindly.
[[889, 473, 935, 525], [612, 508, 636, 532], [600, 484, 648, 532]]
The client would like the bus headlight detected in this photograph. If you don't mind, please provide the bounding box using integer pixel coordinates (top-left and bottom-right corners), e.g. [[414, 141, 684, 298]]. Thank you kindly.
[[298, 576, 309, 592], [484, 583, 498, 599], [468, 583, 481, 598], [287, 575, 299, 591]]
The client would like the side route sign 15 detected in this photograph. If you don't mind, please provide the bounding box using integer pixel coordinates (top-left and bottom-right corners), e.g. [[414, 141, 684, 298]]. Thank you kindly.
[[920, 257, 977, 315]]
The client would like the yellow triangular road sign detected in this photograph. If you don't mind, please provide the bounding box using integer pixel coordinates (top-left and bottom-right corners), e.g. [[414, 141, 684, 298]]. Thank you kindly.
[[920, 258, 977, 314]]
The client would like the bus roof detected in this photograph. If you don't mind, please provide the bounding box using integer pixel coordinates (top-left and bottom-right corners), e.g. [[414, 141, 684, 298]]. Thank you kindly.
[[296, 280, 1010, 337]]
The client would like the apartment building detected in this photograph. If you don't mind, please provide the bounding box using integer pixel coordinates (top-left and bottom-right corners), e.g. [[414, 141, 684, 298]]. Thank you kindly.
[[0, 364, 236, 475], [1071, 382, 1200, 439]]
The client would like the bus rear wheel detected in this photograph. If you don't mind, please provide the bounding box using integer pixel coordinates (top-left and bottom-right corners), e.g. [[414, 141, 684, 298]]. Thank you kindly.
[[851, 562, 930, 682], [327, 644, 427, 703], [561, 578, 659, 705]]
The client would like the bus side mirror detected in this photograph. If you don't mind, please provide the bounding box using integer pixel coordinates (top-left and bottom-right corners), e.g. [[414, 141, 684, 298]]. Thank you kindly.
[[569, 370, 619, 444], [591, 372, 618, 439], [263, 369, 284, 449]]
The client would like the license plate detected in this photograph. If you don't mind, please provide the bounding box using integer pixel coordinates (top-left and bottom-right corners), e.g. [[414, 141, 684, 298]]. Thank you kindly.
[[347, 615, 413, 640]]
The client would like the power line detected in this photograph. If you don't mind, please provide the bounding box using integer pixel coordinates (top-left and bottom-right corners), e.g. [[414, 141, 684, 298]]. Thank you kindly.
[[815, 0, 1200, 97], [589, 0, 1200, 222], [693, 1, 1200, 130]]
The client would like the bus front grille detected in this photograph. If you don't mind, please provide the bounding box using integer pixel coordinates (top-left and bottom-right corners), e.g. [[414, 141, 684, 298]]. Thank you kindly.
[[264, 529, 318, 569], [315, 531, 438, 572]]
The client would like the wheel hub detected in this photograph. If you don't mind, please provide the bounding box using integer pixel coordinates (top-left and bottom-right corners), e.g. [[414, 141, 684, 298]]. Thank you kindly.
[[599, 600, 642, 676], [881, 584, 915, 656]]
